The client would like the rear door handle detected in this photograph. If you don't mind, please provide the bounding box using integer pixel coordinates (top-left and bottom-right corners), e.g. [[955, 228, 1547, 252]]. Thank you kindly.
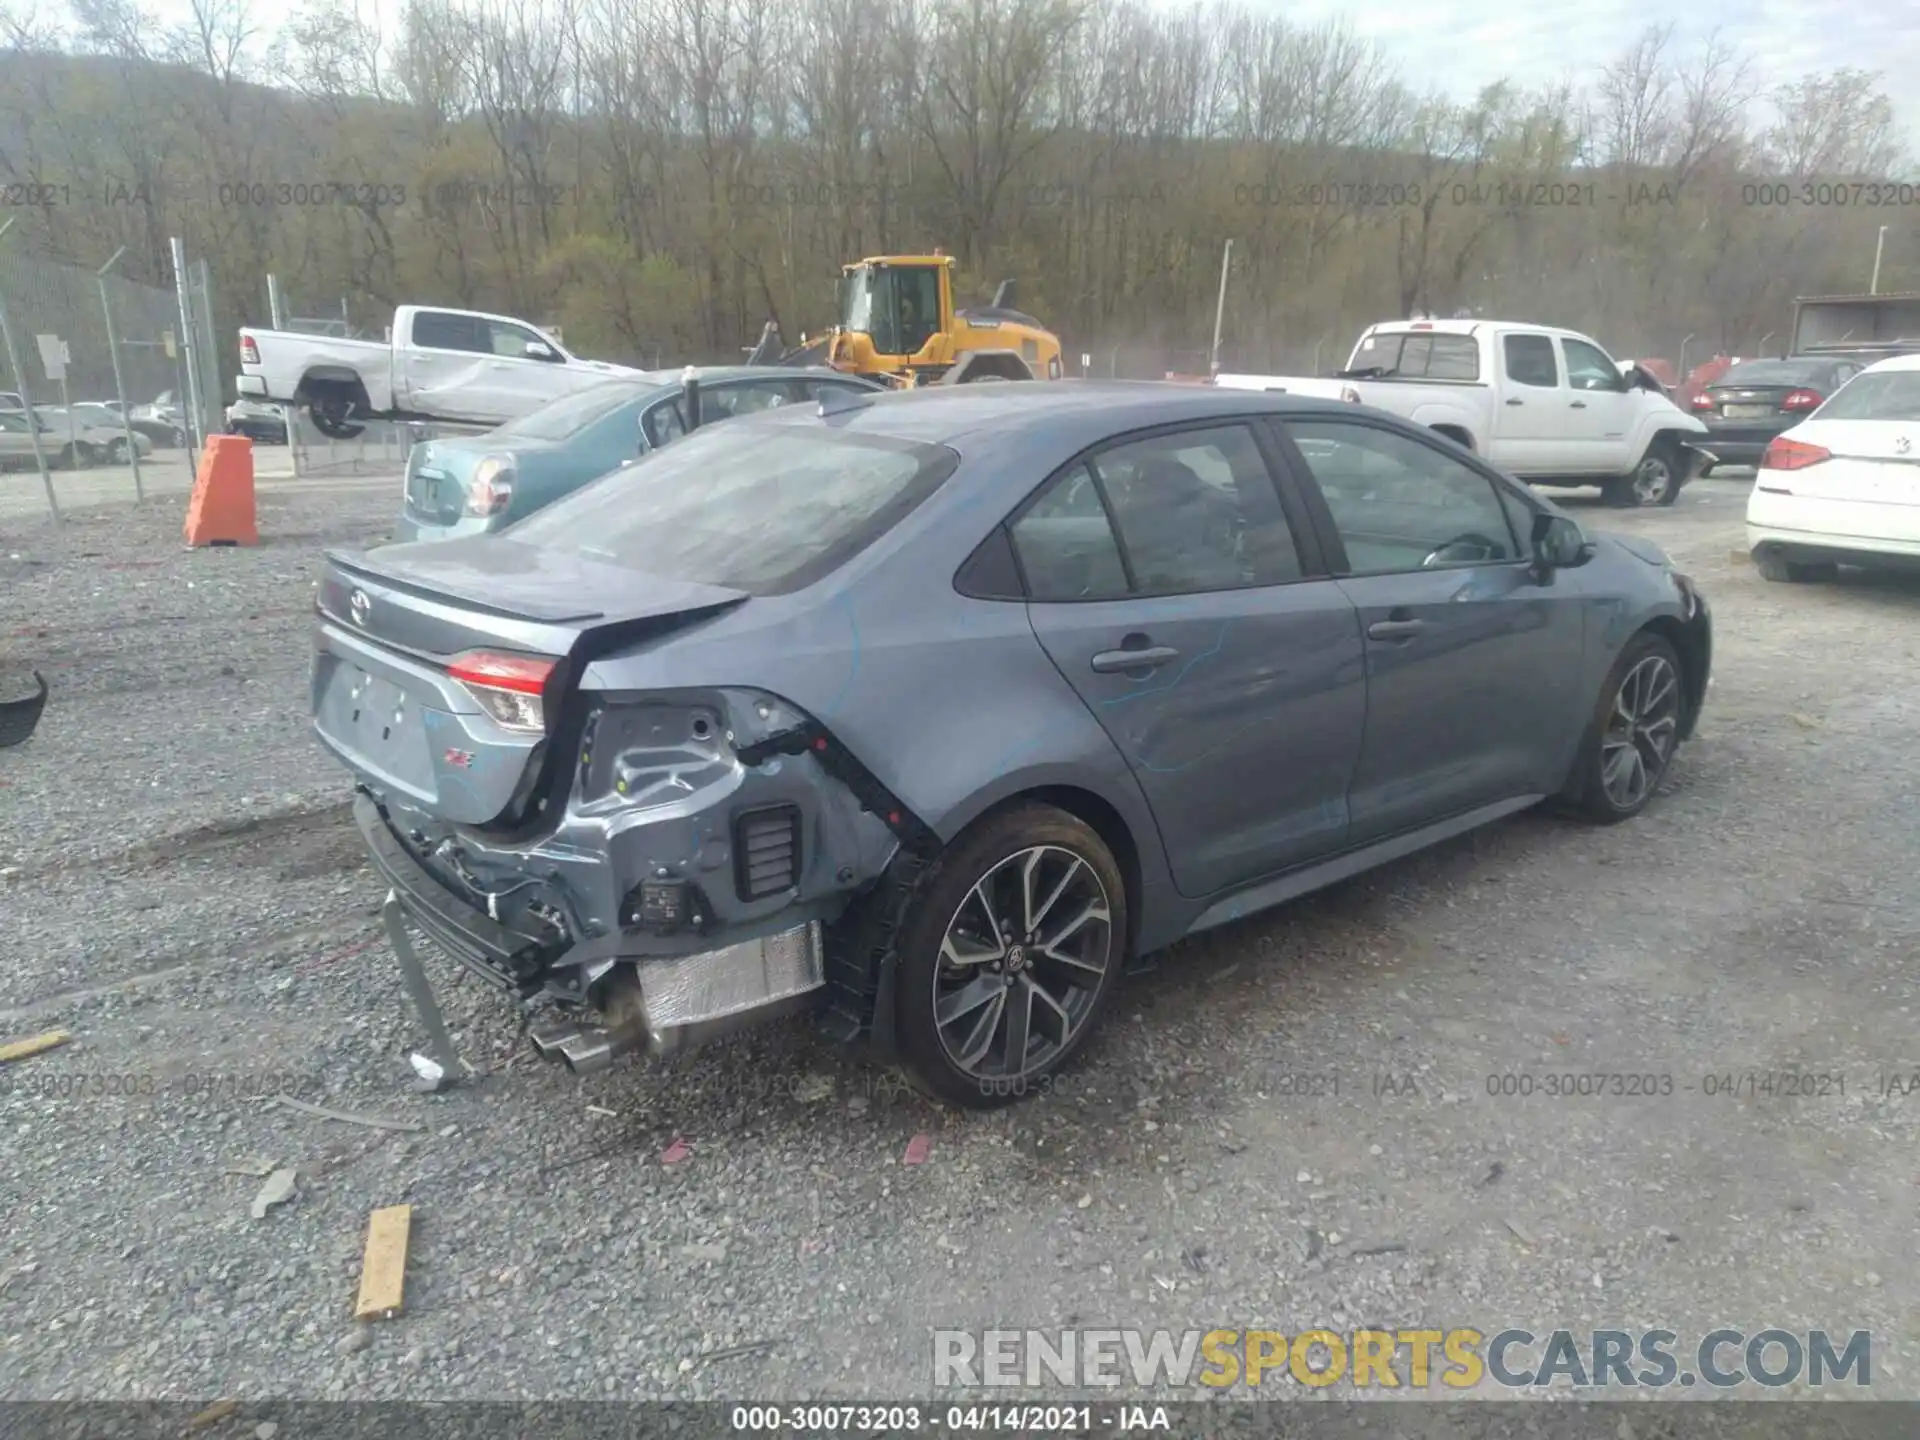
[[1570, 400, 1587, 409], [1091, 645, 1179, 673], [1367, 619, 1426, 641], [1506, 397, 1524, 406]]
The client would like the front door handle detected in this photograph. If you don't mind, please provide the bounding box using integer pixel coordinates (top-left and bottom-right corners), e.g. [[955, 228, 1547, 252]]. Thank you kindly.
[[1570, 400, 1587, 409], [1506, 397, 1524, 406], [1091, 645, 1179, 673], [1367, 619, 1426, 641]]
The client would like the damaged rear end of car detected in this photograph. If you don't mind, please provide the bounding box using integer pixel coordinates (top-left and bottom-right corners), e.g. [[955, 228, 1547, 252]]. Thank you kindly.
[[311, 417, 956, 1073]]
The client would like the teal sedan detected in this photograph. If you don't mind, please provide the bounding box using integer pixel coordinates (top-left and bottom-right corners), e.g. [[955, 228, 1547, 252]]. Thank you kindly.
[[395, 365, 884, 542]]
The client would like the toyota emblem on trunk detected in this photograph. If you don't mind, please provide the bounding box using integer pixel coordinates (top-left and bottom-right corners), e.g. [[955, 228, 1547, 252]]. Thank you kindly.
[[1897, 436, 1912, 455], [349, 589, 371, 627]]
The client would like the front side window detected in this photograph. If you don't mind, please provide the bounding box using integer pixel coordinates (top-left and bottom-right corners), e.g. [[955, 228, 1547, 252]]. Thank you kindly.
[[1563, 337, 1626, 392], [1286, 420, 1521, 575]]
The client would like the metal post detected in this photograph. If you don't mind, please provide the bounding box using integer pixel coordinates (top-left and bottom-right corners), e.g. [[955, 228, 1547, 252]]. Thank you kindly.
[[96, 247, 144, 501], [58, 373, 74, 459], [0, 217, 56, 519], [1208, 239, 1233, 377], [195, 257, 220, 445], [0, 305, 58, 521], [267, 274, 302, 478], [1678, 334, 1696, 382], [169, 237, 205, 456], [1870, 225, 1888, 295]]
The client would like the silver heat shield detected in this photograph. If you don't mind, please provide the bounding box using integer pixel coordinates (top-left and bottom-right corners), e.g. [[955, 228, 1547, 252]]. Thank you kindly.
[[638, 921, 825, 1031]]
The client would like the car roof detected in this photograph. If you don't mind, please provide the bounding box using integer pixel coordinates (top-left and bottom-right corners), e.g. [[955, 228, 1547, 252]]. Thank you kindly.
[[1858, 353, 1920, 374], [725, 379, 1365, 449]]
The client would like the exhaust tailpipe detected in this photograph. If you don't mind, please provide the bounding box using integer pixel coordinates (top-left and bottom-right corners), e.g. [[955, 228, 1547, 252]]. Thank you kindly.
[[526, 973, 650, 1074]]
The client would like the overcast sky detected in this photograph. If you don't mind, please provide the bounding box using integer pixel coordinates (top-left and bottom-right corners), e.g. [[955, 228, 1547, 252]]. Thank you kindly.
[[1268, 0, 1920, 148]]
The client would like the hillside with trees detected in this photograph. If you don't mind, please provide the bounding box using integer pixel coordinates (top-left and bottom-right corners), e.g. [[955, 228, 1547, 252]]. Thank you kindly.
[[0, 0, 1910, 375]]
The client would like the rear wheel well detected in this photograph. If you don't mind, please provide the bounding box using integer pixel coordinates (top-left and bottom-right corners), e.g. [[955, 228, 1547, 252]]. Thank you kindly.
[[1430, 424, 1474, 451], [990, 785, 1142, 954]]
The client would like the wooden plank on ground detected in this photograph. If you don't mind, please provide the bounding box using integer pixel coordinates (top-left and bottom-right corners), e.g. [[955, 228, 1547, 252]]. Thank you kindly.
[[0, 1030, 71, 1064], [353, 1204, 412, 1321]]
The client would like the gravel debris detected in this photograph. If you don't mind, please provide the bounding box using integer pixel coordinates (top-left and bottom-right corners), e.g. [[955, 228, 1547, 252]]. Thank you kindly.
[[3, 475, 1918, 1401]]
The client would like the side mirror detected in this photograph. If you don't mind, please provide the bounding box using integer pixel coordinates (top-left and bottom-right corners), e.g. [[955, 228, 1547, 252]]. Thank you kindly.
[[523, 341, 556, 361], [1531, 512, 1590, 576]]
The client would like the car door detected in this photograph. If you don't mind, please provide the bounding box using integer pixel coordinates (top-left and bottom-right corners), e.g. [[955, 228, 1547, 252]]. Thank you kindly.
[[403, 310, 502, 421], [1559, 335, 1637, 472], [473, 317, 585, 416], [1014, 420, 1366, 898], [1274, 414, 1588, 846], [0, 410, 35, 465], [1491, 332, 1568, 474]]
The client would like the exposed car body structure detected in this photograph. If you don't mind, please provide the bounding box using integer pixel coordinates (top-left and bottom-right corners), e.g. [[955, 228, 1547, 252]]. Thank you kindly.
[[314, 383, 1711, 1107]]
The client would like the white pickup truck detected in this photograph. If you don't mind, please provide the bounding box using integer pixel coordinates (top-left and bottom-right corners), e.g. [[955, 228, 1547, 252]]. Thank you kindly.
[[1215, 318, 1710, 507], [236, 305, 644, 438]]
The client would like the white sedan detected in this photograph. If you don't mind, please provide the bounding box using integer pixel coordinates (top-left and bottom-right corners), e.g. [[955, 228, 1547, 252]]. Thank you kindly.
[[1746, 353, 1920, 583]]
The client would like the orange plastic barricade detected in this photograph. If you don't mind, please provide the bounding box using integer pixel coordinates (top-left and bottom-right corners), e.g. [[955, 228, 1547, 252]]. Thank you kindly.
[[183, 435, 258, 547]]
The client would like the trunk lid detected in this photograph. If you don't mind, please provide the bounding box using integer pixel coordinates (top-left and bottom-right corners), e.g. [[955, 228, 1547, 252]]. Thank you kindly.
[[1766, 422, 1920, 507], [312, 539, 749, 824], [1703, 384, 1816, 419]]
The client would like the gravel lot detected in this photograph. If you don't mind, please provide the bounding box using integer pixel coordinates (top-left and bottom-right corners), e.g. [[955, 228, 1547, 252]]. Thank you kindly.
[[3, 472, 1918, 1407]]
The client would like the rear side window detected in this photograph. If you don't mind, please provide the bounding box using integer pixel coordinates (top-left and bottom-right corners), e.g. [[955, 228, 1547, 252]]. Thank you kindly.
[[412, 311, 486, 352], [1503, 335, 1559, 387], [1347, 332, 1480, 380], [1814, 371, 1920, 421], [504, 423, 957, 595], [1011, 465, 1130, 601]]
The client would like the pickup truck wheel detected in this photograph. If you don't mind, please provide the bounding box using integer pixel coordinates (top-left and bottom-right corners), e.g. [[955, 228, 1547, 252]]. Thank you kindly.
[[891, 803, 1126, 1109], [1619, 439, 1684, 507], [307, 398, 367, 440]]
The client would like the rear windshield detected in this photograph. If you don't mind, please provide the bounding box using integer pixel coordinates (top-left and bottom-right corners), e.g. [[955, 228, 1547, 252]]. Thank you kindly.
[[503, 421, 959, 594], [1815, 371, 1920, 422], [1719, 361, 1826, 386], [1344, 331, 1480, 381], [494, 381, 646, 441]]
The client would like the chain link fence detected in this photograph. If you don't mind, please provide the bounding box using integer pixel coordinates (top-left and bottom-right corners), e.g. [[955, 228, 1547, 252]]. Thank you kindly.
[[0, 242, 219, 520]]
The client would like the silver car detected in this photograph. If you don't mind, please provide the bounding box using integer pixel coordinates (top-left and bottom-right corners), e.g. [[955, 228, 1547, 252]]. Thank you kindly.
[[312, 383, 1712, 1107]]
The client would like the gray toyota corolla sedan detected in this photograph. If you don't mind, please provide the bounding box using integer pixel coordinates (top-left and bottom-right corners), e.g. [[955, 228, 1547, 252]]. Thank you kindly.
[[312, 382, 1711, 1108]]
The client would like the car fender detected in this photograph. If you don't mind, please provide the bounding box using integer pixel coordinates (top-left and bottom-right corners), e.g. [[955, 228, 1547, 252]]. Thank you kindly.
[[1627, 400, 1708, 457]]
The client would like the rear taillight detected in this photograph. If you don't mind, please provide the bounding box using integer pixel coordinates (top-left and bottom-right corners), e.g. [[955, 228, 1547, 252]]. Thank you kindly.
[[1760, 437, 1831, 472], [240, 334, 260, 366], [447, 651, 555, 733], [1781, 389, 1822, 411], [463, 456, 515, 517], [1690, 392, 1714, 409]]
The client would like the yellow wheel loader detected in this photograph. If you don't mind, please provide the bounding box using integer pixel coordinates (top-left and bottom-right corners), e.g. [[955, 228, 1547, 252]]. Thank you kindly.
[[747, 253, 1064, 388]]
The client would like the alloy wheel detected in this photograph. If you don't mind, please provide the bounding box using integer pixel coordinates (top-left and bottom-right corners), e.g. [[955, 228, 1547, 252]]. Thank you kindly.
[[1602, 654, 1680, 809], [1633, 455, 1674, 505], [932, 844, 1113, 1081]]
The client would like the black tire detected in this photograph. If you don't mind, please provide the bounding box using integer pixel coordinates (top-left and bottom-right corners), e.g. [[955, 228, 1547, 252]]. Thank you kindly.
[[1755, 552, 1837, 584], [307, 396, 367, 440], [1608, 438, 1685, 507], [890, 802, 1127, 1109], [1563, 632, 1686, 824]]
